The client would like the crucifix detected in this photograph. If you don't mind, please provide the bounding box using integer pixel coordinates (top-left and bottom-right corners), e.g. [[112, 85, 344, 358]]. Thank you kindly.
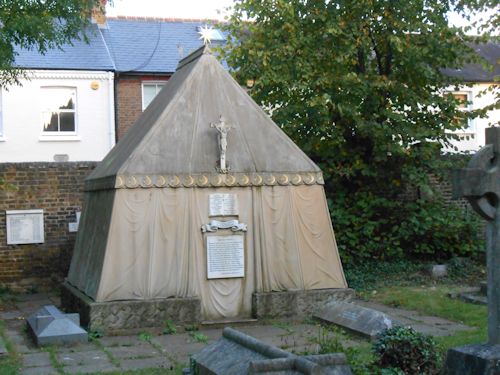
[[211, 115, 233, 174], [453, 127, 500, 345]]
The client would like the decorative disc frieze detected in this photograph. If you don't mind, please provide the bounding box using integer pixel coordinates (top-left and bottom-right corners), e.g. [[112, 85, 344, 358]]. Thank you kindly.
[[112, 172, 324, 189]]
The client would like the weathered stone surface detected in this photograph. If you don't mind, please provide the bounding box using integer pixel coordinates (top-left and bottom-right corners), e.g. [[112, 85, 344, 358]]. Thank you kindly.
[[26, 305, 87, 346], [443, 344, 500, 375], [453, 127, 500, 344], [61, 280, 201, 332], [191, 327, 352, 375], [427, 264, 447, 278], [58, 349, 110, 367], [63, 363, 119, 374], [107, 344, 160, 359], [119, 356, 172, 371], [448, 128, 500, 372], [21, 366, 58, 375], [314, 301, 399, 339], [23, 352, 52, 368], [252, 288, 354, 319]]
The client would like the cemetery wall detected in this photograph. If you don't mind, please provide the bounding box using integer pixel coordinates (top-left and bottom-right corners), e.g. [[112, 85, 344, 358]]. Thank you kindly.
[[0, 162, 97, 292], [399, 173, 470, 210]]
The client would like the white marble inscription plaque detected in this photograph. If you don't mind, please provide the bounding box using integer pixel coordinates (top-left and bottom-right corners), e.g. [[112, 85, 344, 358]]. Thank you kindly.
[[209, 194, 238, 216], [206, 235, 244, 279], [6, 209, 44, 245]]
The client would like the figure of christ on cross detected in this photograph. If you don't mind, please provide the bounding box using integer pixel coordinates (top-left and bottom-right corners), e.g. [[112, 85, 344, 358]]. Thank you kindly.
[[211, 115, 233, 174]]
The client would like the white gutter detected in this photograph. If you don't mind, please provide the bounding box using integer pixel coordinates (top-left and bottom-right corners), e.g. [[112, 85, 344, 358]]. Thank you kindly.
[[107, 71, 116, 149]]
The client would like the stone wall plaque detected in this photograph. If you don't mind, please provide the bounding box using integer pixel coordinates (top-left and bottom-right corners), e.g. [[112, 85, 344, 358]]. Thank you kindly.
[[206, 235, 244, 279], [209, 193, 238, 216], [6, 209, 44, 245]]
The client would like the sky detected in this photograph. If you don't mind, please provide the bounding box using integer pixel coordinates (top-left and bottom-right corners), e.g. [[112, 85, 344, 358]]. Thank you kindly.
[[105, 0, 494, 35], [106, 0, 234, 20]]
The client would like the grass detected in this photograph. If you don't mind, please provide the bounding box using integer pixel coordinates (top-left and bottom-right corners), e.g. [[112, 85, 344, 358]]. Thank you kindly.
[[0, 320, 21, 375], [189, 332, 208, 344], [91, 337, 120, 368], [163, 320, 177, 335], [370, 285, 487, 353], [42, 345, 65, 374], [0, 259, 487, 375]]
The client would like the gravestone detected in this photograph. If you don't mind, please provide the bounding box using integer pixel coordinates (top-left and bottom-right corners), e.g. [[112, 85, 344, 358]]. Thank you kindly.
[[26, 305, 87, 346], [191, 327, 352, 374], [444, 127, 500, 374], [314, 301, 399, 339]]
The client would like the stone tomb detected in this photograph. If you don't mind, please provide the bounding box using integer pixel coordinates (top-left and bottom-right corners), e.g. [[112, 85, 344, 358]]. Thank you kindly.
[[26, 305, 87, 346], [314, 301, 398, 339], [62, 45, 351, 330], [444, 127, 500, 375], [191, 327, 352, 375]]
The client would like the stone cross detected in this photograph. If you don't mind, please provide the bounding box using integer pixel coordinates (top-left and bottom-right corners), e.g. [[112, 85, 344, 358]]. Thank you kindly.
[[211, 115, 233, 174], [453, 127, 500, 345]]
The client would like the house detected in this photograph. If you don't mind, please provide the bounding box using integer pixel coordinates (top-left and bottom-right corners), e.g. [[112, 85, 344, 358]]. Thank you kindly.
[[443, 42, 500, 153], [0, 16, 223, 291], [0, 16, 223, 162], [101, 17, 223, 138], [0, 23, 116, 163]]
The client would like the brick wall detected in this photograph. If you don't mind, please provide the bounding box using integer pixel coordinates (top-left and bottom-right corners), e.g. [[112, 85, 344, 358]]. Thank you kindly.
[[0, 162, 97, 291], [0, 161, 477, 291], [116, 75, 170, 139]]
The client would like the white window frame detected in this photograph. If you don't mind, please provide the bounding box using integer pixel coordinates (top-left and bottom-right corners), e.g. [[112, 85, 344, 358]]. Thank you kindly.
[[451, 90, 474, 132], [39, 86, 79, 141], [142, 81, 166, 111]]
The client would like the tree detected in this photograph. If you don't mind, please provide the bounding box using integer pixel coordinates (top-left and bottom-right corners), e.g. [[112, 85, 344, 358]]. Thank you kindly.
[[0, 0, 103, 87], [222, 0, 496, 261]]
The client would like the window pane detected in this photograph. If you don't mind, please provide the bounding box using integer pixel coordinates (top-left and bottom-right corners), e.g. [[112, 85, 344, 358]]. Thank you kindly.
[[41, 87, 77, 134], [453, 93, 468, 108], [59, 112, 75, 132], [155, 83, 165, 95], [143, 85, 157, 108], [42, 88, 76, 111], [43, 112, 59, 131]]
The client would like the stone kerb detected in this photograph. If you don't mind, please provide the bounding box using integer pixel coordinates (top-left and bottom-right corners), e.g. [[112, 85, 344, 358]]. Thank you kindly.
[[61, 281, 201, 332], [252, 288, 355, 319]]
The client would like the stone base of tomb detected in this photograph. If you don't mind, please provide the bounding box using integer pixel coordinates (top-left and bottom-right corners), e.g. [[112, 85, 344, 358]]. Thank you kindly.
[[252, 288, 355, 319], [61, 280, 201, 333], [443, 343, 500, 375]]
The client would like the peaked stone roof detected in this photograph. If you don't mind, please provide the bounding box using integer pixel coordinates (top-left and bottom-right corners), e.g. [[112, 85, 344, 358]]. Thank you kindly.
[[86, 46, 322, 191]]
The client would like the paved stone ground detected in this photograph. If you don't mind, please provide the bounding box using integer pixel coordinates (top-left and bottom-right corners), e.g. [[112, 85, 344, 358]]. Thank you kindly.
[[0, 293, 473, 374]]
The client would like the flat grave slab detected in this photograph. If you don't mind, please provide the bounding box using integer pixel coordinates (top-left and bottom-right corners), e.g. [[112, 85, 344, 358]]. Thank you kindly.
[[314, 300, 398, 339], [191, 327, 352, 374]]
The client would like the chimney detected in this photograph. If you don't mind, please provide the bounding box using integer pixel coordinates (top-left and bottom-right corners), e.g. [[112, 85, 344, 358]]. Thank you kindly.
[[91, 0, 107, 28]]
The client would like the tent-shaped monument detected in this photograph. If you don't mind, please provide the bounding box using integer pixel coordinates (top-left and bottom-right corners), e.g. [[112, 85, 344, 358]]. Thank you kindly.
[[62, 46, 350, 329]]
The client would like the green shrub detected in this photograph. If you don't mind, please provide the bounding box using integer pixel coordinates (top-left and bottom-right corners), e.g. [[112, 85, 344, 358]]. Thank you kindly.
[[344, 260, 424, 291], [373, 326, 440, 375], [330, 191, 483, 264]]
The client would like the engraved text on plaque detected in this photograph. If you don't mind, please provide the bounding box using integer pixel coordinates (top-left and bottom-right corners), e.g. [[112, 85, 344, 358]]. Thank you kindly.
[[209, 193, 238, 216], [6, 209, 45, 245], [206, 235, 244, 279]]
